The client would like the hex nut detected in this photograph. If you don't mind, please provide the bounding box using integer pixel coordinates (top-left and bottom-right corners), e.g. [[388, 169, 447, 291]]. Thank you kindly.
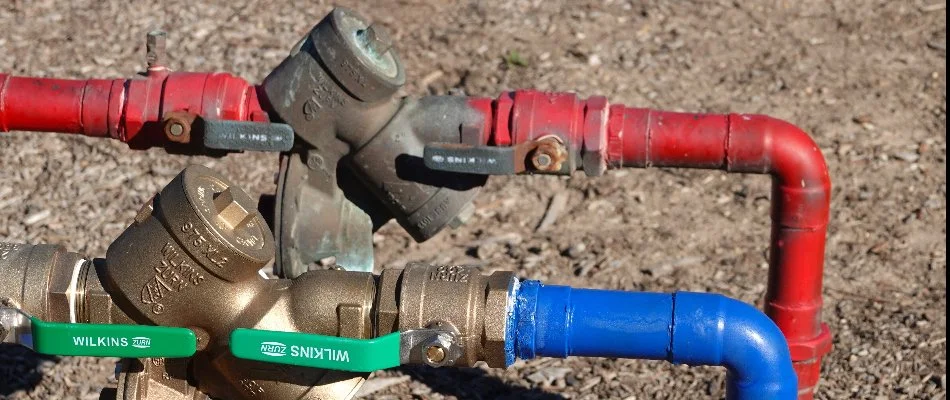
[[582, 96, 610, 176], [375, 268, 402, 334], [482, 271, 516, 367], [46, 252, 86, 323]]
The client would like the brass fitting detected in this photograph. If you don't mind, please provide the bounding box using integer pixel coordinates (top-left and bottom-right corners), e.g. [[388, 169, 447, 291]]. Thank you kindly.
[[0, 242, 131, 325], [376, 263, 515, 367], [0, 165, 518, 400]]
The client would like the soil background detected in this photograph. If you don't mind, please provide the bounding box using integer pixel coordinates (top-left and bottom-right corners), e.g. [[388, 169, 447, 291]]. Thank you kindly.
[[0, 0, 946, 399]]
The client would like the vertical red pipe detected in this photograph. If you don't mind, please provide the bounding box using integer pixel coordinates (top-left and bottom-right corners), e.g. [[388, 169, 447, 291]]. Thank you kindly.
[[611, 108, 832, 399], [491, 91, 832, 399]]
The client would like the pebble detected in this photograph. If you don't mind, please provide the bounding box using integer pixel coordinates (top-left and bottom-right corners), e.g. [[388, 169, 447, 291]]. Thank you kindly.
[[566, 242, 587, 258], [588, 54, 602, 67], [23, 210, 50, 226], [894, 152, 921, 162]]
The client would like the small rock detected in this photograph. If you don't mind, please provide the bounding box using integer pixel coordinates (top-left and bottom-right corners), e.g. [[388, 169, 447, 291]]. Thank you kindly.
[[580, 376, 602, 391], [852, 114, 873, 124], [894, 152, 920, 162], [565, 242, 587, 258], [588, 54, 602, 67], [23, 209, 50, 226], [528, 367, 573, 385], [527, 371, 548, 384]]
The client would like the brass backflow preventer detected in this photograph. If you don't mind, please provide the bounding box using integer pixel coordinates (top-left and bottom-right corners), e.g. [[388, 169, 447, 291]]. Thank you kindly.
[[0, 165, 515, 399], [1, 165, 798, 400]]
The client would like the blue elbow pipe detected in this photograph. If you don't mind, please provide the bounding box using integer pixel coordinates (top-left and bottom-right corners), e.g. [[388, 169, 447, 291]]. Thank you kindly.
[[507, 280, 797, 400]]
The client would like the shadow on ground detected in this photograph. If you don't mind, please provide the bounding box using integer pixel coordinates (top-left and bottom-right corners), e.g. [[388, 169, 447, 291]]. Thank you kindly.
[[0, 344, 58, 397], [399, 365, 565, 400]]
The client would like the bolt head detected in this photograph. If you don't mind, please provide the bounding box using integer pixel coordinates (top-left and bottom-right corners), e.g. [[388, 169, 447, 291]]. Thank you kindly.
[[535, 153, 552, 167], [169, 123, 184, 136], [529, 139, 567, 172], [212, 188, 254, 231], [425, 345, 446, 363]]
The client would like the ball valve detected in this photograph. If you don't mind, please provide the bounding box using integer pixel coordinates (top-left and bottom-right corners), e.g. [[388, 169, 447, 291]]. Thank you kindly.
[[0, 165, 796, 400], [0, 6, 832, 397]]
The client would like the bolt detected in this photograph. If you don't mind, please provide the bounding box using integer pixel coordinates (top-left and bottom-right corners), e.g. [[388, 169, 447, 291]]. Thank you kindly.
[[162, 112, 194, 143], [146, 30, 167, 69], [168, 122, 184, 136], [358, 23, 392, 56], [529, 139, 567, 172], [212, 188, 255, 231], [533, 153, 553, 169], [425, 345, 446, 364]]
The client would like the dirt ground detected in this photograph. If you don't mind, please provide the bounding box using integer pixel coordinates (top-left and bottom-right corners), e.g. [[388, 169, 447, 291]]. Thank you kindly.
[[0, 0, 945, 399]]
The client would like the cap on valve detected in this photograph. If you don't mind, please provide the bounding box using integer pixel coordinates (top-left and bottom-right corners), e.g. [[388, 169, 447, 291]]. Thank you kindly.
[[310, 7, 405, 102], [154, 164, 275, 282], [104, 165, 276, 324]]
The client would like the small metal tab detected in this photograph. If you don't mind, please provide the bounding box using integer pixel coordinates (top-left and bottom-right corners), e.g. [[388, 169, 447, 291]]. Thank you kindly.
[[202, 120, 295, 152], [424, 136, 571, 176], [0, 307, 31, 347], [423, 143, 522, 175]]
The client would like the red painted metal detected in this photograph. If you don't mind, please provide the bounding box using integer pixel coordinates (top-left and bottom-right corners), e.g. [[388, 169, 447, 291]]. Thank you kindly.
[[487, 90, 832, 399], [0, 71, 266, 148], [0, 68, 832, 396]]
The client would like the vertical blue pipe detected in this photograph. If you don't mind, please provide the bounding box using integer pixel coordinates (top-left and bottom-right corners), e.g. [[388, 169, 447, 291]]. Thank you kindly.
[[508, 280, 797, 400]]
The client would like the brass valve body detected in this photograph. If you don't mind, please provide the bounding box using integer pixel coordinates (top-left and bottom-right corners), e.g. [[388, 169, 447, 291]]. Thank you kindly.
[[0, 165, 515, 400]]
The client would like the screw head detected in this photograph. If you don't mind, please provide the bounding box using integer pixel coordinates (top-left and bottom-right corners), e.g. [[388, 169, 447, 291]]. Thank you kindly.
[[529, 139, 567, 172], [425, 345, 446, 364], [168, 123, 184, 136], [534, 153, 552, 168]]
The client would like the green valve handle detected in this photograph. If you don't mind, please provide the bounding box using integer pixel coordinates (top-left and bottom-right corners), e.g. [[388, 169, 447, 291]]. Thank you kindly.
[[230, 328, 402, 372], [30, 317, 197, 358]]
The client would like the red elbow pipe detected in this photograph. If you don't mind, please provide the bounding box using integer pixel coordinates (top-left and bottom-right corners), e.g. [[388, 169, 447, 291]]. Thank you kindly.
[[489, 91, 832, 399], [0, 72, 267, 148]]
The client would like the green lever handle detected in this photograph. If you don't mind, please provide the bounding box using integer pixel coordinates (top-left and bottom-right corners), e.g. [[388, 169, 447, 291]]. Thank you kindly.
[[30, 317, 197, 358], [230, 328, 401, 372]]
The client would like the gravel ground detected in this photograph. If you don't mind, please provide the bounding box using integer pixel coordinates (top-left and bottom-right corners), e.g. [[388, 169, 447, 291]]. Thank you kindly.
[[0, 0, 946, 399]]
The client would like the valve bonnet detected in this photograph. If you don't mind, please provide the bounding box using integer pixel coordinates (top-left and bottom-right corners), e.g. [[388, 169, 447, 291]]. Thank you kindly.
[[155, 164, 275, 282]]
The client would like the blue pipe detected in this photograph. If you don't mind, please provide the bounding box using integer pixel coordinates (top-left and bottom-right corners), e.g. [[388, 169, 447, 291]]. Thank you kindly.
[[506, 280, 797, 400]]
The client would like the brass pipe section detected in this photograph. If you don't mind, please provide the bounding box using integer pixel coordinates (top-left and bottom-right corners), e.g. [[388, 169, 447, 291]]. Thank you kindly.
[[0, 243, 131, 326], [0, 165, 515, 400]]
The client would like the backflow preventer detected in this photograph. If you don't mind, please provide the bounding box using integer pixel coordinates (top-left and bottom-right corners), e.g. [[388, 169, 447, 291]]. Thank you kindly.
[[1, 165, 796, 399], [0, 6, 832, 400]]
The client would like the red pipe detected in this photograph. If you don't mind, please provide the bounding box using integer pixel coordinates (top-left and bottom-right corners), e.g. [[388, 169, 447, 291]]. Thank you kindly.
[[488, 90, 832, 399], [0, 73, 831, 396], [0, 72, 267, 148]]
